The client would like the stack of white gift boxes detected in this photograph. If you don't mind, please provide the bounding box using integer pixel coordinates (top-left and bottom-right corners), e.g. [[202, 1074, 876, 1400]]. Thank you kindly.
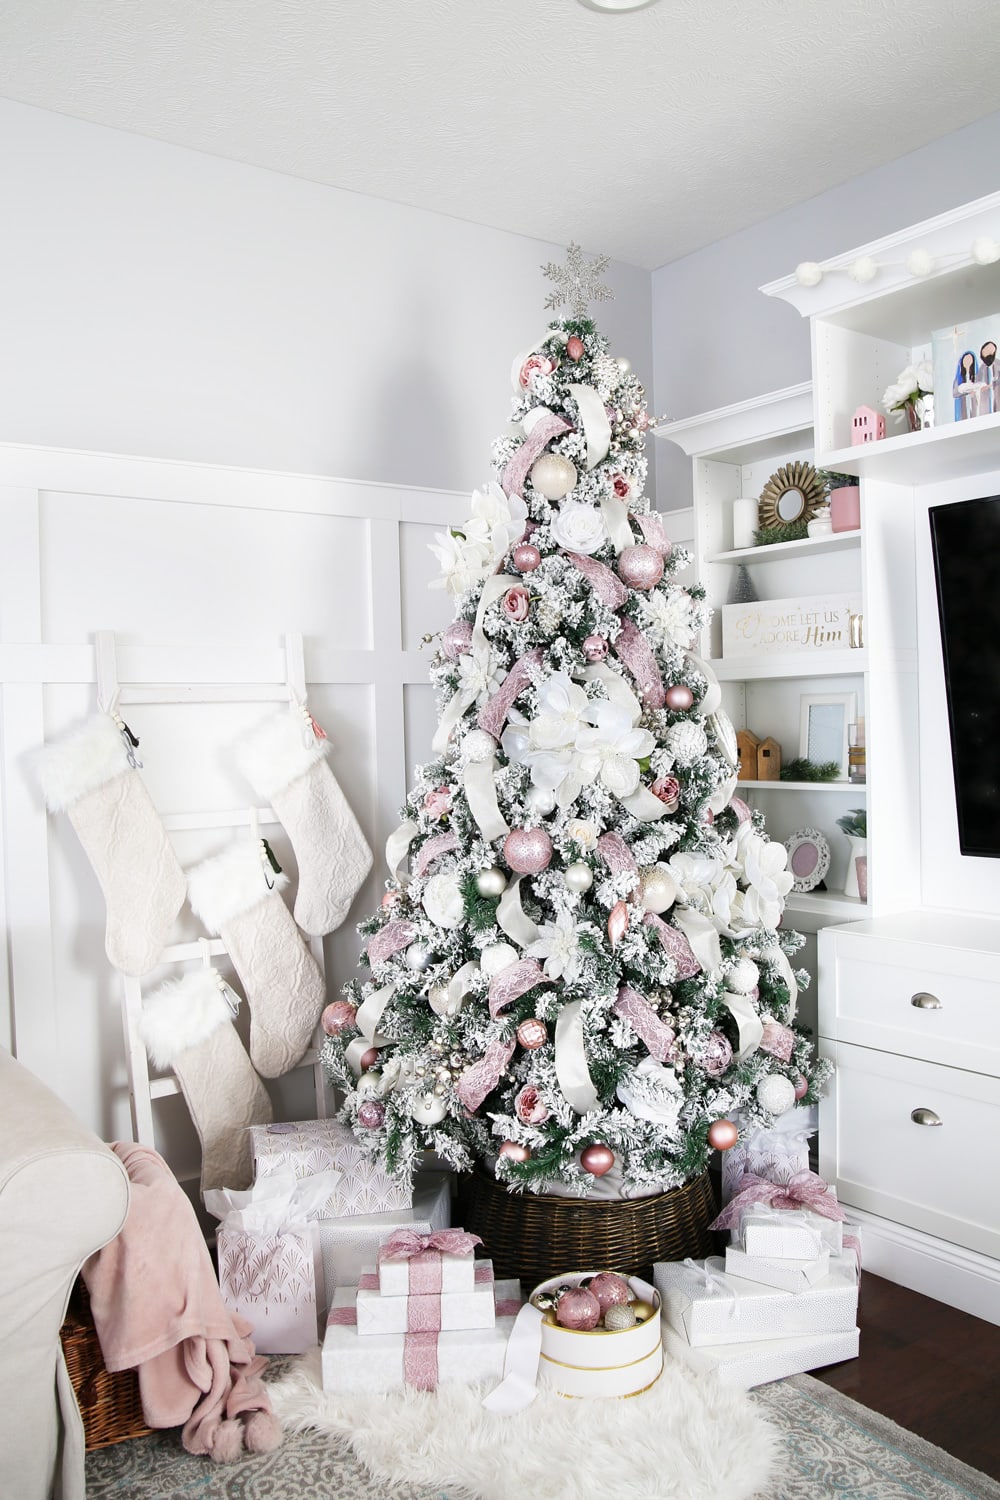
[[211, 1118, 453, 1354], [323, 1228, 522, 1393]]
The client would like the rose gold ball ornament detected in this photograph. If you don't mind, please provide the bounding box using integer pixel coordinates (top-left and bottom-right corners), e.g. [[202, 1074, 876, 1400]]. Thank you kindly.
[[587, 1272, 631, 1312], [381, 890, 400, 910], [530, 453, 578, 500], [321, 1000, 357, 1036], [359, 1046, 380, 1072], [357, 1099, 385, 1129], [516, 1018, 547, 1050], [566, 335, 585, 361], [617, 544, 664, 591], [512, 542, 542, 573], [580, 1142, 615, 1177], [604, 1303, 637, 1331], [582, 634, 609, 662], [556, 1287, 602, 1331], [707, 1118, 739, 1152], [793, 1074, 810, 1100], [503, 826, 553, 874], [498, 1140, 531, 1163], [441, 619, 474, 660], [664, 683, 695, 712]]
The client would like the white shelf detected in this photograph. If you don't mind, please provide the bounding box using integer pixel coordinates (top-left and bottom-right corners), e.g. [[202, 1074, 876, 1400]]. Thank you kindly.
[[737, 779, 865, 792], [709, 531, 861, 565], [711, 650, 866, 681], [655, 382, 813, 461], [819, 414, 1000, 485], [785, 891, 869, 922]]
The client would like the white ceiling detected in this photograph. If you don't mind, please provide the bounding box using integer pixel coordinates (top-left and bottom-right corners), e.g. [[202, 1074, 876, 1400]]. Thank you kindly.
[[1, 0, 997, 270]]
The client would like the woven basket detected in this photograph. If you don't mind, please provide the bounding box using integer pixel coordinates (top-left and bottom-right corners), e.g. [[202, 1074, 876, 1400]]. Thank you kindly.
[[457, 1165, 718, 1287], [59, 1281, 152, 1451]]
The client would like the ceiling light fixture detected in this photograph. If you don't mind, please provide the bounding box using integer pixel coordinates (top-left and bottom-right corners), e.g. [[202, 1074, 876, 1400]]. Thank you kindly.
[[576, 0, 661, 12]]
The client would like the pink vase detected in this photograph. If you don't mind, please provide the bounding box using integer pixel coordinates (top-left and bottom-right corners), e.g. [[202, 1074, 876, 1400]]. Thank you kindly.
[[830, 485, 861, 533]]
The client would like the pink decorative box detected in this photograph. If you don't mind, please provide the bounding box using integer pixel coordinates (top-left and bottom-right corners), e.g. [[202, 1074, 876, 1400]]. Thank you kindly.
[[356, 1262, 496, 1336], [216, 1222, 320, 1354], [250, 1119, 412, 1217], [376, 1227, 480, 1297]]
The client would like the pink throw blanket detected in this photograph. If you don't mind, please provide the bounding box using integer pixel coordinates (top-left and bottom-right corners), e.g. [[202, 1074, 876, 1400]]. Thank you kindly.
[[83, 1142, 282, 1463]]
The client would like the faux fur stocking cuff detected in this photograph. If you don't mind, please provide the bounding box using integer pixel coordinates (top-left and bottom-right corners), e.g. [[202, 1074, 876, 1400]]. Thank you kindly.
[[34, 712, 133, 811], [187, 841, 289, 932], [140, 969, 235, 1068], [235, 706, 329, 801]]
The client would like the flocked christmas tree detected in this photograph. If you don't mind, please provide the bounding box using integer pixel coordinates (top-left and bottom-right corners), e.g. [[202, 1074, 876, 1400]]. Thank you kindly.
[[321, 245, 831, 1197]]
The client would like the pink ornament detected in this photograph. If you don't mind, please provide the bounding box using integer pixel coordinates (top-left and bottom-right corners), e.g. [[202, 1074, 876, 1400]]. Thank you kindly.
[[611, 472, 633, 501], [556, 1287, 602, 1331], [760, 1020, 795, 1063], [515, 1084, 550, 1125], [580, 1143, 615, 1177], [504, 826, 553, 875], [321, 1000, 358, 1036], [651, 775, 681, 810], [441, 620, 473, 660], [794, 1074, 809, 1100], [357, 1100, 385, 1130], [502, 585, 531, 622], [498, 1140, 531, 1163], [700, 1030, 733, 1078], [511, 542, 542, 573], [707, 1119, 739, 1152], [587, 1271, 631, 1311], [517, 1018, 547, 1050], [380, 890, 400, 910], [423, 785, 452, 819], [566, 335, 585, 362], [359, 1046, 380, 1072], [664, 683, 694, 712], [617, 544, 664, 591], [607, 899, 629, 950], [582, 633, 609, 662]]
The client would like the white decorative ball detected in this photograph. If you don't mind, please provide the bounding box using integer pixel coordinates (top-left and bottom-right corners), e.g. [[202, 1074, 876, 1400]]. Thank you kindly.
[[971, 236, 1000, 266], [795, 261, 823, 288], [405, 942, 434, 972], [427, 983, 455, 1017], [564, 862, 594, 894], [728, 957, 760, 994], [848, 256, 879, 284], [530, 453, 578, 500], [462, 729, 497, 764], [906, 248, 934, 278], [616, 357, 631, 375], [411, 1091, 447, 1126], [755, 1074, 797, 1116], [525, 785, 557, 815], [480, 942, 519, 978], [476, 867, 507, 897], [422, 872, 465, 930], [639, 864, 678, 914], [666, 720, 709, 765], [357, 1070, 383, 1098]]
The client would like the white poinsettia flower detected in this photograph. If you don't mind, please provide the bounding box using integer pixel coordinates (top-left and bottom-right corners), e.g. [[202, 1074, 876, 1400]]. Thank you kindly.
[[550, 500, 608, 556], [422, 871, 465, 930], [527, 909, 583, 982], [457, 645, 504, 705], [574, 698, 655, 798], [428, 529, 492, 596], [637, 586, 697, 649], [462, 482, 529, 567]]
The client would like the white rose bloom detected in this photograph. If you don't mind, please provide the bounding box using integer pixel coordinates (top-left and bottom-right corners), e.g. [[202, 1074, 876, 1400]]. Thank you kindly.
[[422, 871, 465, 930], [567, 818, 599, 849], [637, 586, 698, 649], [735, 827, 794, 928], [601, 752, 641, 799], [527, 909, 583, 982], [462, 482, 529, 567], [550, 500, 608, 556], [428, 530, 492, 596]]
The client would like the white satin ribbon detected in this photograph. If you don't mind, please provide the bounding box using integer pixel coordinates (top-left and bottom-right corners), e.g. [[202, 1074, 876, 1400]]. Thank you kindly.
[[554, 1000, 600, 1114], [496, 876, 541, 948], [599, 493, 634, 553], [583, 662, 643, 722], [447, 961, 481, 1014], [674, 906, 723, 973], [472, 574, 510, 654], [355, 985, 393, 1043], [620, 784, 671, 822], [385, 820, 418, 884], [482, 1302, 544, 1414], [722, 989, 764, 1061], [346, 1035, 385, 1076], [568, 383, 612, 469], [768, 944, 800, 1023], [464, 756, 510, 841], [432, 689, 472, 756], [686, 652, 723, 717]]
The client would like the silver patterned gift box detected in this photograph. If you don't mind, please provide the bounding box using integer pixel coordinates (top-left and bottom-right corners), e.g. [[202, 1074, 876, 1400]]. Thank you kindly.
[[250, 1118, 413, 1217], [655, 1252, 858, 1349], [662, 1323, 859, 1389]]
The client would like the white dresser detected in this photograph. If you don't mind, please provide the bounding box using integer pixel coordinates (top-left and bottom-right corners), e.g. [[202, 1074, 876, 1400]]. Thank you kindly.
[[818, 911, 1000, 1325]]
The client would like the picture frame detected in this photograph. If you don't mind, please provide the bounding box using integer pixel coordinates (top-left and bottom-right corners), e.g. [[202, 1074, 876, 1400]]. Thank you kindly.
[[785, 828, 831, 893], [798, 692, 856, 780]]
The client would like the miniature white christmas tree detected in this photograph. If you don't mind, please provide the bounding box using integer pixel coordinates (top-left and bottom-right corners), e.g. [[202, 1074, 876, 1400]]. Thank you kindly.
[[321, 246, 829, 1197]]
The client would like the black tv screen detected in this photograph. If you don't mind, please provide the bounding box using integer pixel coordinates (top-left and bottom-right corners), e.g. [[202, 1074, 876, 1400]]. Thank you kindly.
[[929, 495, 1000, 859]]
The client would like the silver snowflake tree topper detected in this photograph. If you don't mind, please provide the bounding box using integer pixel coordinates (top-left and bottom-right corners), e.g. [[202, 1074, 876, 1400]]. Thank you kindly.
[[541, 242, 614, 319]]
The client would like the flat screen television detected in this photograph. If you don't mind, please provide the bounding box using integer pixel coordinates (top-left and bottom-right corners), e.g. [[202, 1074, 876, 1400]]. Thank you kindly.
[[929, 494, 1000, 859]]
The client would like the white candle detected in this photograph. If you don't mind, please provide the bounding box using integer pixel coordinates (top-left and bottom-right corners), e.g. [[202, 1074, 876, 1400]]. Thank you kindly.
[[732, 497, 758, 550]]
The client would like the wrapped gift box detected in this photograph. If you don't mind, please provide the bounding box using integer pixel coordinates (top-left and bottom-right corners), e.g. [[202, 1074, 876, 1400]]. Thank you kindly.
[[663, 1323, 859, 1389], [377, 1231, 477, 1297], [317, 1172, 450, 1308], [216, 1220, 320, 1354], [322, 1280, 522, 1393], [356, 1262, 496, 1336], [736, 1203, 843, 1258], [655, 1254, 858, 1348], [724, 1244, 831, 1293], [250, 1119, 412, 1217], [721, 1116, 815, 1205]]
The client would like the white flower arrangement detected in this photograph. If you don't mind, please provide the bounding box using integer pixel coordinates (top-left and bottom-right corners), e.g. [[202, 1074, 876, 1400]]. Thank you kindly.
[[882, 359, 934, 414]]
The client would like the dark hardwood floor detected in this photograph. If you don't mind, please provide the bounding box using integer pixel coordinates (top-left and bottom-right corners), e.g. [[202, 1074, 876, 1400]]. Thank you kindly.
[[810, 1272, 1000, 1480]]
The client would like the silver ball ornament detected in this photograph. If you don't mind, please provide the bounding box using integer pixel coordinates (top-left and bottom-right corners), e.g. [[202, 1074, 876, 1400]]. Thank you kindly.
[[603, 1303, 637, 1331], [530, 453, 578, 500], [564, 862, 594, 894], [405, 942, 434, 972], [476, 866, 507, 897]]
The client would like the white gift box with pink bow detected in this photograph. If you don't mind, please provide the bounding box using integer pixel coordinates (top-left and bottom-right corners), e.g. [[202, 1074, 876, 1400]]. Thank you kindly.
[[655, 1252, 858, 1348], [377, 1227, 480, 1297], [709, 1169, 846, 1259], [316, 1171, 451, 1308], [356, 1260, 497, 1336]]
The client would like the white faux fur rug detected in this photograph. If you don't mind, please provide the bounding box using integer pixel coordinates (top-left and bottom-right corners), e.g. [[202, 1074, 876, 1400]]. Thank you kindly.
[[267, 1347, 778, 1500]]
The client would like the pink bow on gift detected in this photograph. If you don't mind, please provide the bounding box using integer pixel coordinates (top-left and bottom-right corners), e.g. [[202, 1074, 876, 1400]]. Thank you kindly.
[[708, 1169, 846, 1232], [379, 1228, 482, 1262]]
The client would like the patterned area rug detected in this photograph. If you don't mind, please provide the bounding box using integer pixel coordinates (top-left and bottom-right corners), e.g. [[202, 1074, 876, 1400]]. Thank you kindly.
[[84, 1362, 1000, 1500]]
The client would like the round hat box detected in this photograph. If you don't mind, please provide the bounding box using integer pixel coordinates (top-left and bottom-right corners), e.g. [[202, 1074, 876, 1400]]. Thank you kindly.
[[531, 1272, 662, 1399]]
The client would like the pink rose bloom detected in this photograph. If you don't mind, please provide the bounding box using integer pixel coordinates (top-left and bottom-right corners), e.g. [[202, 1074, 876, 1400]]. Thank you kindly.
[[651, 775, 681, 810], [760, 1020, 795, 1063], [423, 785, 452, 819], [611, 472, 633, 501], [515, 1085, 550, 1125], [502, 585, 531, 622], [519, 353, 556, 389]]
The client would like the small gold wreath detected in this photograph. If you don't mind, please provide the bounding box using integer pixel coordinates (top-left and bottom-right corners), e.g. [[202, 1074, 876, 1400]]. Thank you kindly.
[[758, 461, 825, 529]]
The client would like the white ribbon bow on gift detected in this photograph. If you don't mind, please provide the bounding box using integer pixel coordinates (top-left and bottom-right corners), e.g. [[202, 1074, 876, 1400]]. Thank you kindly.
[[204, 1168, 343, 1234], [680, 1256, 738, 1316]]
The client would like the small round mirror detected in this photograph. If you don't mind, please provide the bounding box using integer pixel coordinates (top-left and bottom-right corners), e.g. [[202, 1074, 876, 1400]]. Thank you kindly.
[[758, 462, 825, 531], [776, 487, 805, 521]]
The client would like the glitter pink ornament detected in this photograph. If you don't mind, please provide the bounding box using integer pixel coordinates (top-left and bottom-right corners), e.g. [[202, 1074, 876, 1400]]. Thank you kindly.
[[516, 1018, 547, 1050], [498, 1140, 531, 1162], [580, 1142, 615, 1177], [321, 1000, 358, 1036], [502, 585, 531, 622], [700, 1030, 733, 1078], [441, 620, 473, 660], [582, 633, 609, 662], [651, 775, 681, 810], [357, 1100, 385, 1130], [607, 900, 629, 950], [511, 542, 542, 573], [617, 544, 664, 591], [556, 1287, 602, 1330], [503, 826, 553, 874], [664, 683, 695, 712], [566, 335, 585, 362], [515, 1085, 550, 1125], [587, 1272, 631, 1311]]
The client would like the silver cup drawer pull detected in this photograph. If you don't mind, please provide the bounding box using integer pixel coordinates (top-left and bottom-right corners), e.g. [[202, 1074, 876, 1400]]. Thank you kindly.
[[910, 992, 942, 1009], [910, 1107, 943, 1127]]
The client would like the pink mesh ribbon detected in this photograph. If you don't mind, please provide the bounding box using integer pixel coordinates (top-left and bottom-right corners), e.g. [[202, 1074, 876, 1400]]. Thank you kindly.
[[328, 1306, 357, 1326], [413, 832, 460, 878], [565, 552, 629, 610], [367, 919, 418, 965], [457, 1036, 517, 1112], [496, 1298, 521, 1317], [358, 1263, 493, 1292], [597, 831, 639, 883], [759, 1020, 795, 1062], [378, 1229, 482, 1296], [615, 984, 677, 1063], [729, 796, 752, 824], [614, 619, 665, 708], [502, 412, 573, 498], [632, 509, 672, 557], [843, 1233, 863, 1269], [709, 1170, 847, 1232], [643, 911, 701, 978], [488, 957, 547, 1019], [380, 1228, 482, 1261], [477, 649, 543, 740], [403, 1331, 439, 1390]]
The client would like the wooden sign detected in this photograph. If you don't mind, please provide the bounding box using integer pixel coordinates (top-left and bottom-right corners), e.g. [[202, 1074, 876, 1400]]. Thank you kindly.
[[722, 594, 863, 659]]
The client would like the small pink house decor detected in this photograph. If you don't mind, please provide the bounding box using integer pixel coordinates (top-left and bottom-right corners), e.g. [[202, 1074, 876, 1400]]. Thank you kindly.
[[851, 406, 885, 445]]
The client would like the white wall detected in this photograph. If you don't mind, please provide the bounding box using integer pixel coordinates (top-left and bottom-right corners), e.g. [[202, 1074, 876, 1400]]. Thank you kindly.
[[652, 108, 1000, 511]]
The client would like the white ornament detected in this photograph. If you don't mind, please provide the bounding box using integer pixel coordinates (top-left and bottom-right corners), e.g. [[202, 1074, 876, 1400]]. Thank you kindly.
[[564, 862, 594, 893], [971, 236, 1000, 266], [530, 453, 578, 500], [848, 256, 879, 284], [639, 864, 678, 914], [755, 1074, 797, 1116], [906, 248, 934, 278], [462, 729, 496, 764], [666, 720, 708, 765], [357, 1070, 383, 1098], [411, 1091, 447, 1126], [476, 867, 507, 897], [525, 785, 557, 815], [405, 942, 434, 972], [795, 261, 823, 287], [427, 983, 452, 1017], [616, 357, 631, 375], [480, 942, 519, 977], [422, 871, 465, 930], [728, 957, 760, 994]]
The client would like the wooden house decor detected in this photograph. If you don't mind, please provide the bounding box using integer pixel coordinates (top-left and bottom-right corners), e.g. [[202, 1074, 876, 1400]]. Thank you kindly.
[[736, 728, 760, 781], [851, 405, 885, 445], [756, 736, 782, 780]]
